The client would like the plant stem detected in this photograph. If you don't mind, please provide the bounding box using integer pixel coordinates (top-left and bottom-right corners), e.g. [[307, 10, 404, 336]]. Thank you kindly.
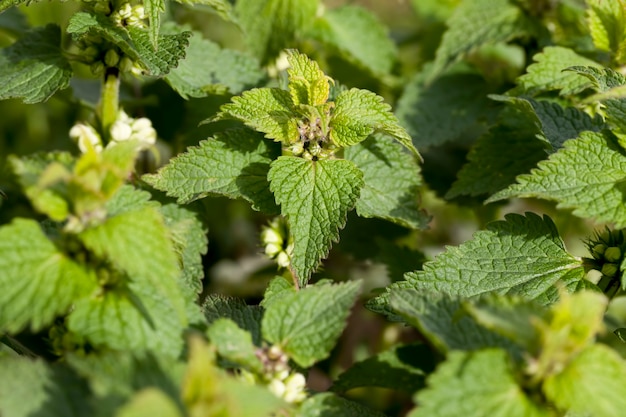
[[99, 68, 120, 143]]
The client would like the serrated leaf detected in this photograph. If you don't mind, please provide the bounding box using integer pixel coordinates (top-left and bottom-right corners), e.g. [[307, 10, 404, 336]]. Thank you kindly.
[[396, 67, 496, 149], [213, 88, 298, 143], [165, 32, 265, 98], [144, 0, 164, 48], [268, 156, 363, 285], [0, 24, 72, 103], [586, 0, 626, 63], [0, 357, 92, 417], [260, 275, 297, 309], [397, 213, 585, 302], [310, 5, 397, 77], [105, 185, 157, 217], [409, 349, 550, 417], [300, 393, 388, 417], [388, 289, 519, 354], [261, 280, 361, 367], [543, 344, 626, 417], [431, 0, 532, 77], [235, 0, 319, 64], [207, 318, 264, 373], [116, 388, 183, 417], [331, 343, 435, 394], [0, 0, 32, 13], [330, 88, 419, 158], [489, 131, 626, 227], [67, 12, 190, 76], [345, 134, 428, 229], [144, 129, 279, 213], [0, 219, 96, 333], [286, 49, 330, 106], [514, 46, 602, 96], [202, 295, 264, 345]]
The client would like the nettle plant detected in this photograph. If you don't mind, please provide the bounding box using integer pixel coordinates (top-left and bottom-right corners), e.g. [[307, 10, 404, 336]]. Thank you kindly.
[[5, 0, 626, 416]]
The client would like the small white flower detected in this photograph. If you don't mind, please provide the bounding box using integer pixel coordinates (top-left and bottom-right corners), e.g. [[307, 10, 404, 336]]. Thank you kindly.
[[268, 379, 286, 398], [110, 120, 133, 141], [70, 123, 102, 153]]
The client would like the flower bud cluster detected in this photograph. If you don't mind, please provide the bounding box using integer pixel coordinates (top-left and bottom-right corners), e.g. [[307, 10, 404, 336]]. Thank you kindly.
[[112, 2, 147, 28], [585, 228, 625, 287], [70, 123, 103, 153], [256, 345, 307, 404], [261, 217, 293, 268], [289, 116, 337, 161]]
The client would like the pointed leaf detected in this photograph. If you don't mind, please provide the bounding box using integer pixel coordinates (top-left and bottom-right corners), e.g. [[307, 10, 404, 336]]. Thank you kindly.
[[409, 350, 550, 417], [345, 134, 428, 229], [145, 129, 278, 212], [261, 280, 361, 367], [202, 295, 264, 345], [0, 24, 72, 103], [330, 88, 419, 158], [286, 49, 330, 106], [490, 131, 626, 227], [165, 32, 264, 98], [586, 0, 626, 62], [268, 156, 363, 284], [143, 0, 164, 47], [207, 318, 264, 373], [300, 393, 387, 417], [0, 219, 96, 333], [213, 88, 298, 143]]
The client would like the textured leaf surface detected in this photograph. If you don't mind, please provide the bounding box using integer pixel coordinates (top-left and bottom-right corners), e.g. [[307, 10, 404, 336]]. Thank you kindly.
[[401, 213, 584, 301], [431, 0, 531, 76], [345, 134, 428, 229], [409, 350, 549, 417], [262, 280, 361, 367], [286, 49, 330, 106], [207, 318, 263, 373], [543, 345, 626, 417], [300, 393, 387, 417], [490, 131, 626, 227], [268, 157, 363, 284], [214, 88, 298, 143], [331, 343, 434, 394], [235, 0, 318, 63], [67, 12, 190, 76], [514, 46, 602, 96], [330, 88, 418, 157], [0, 219, 96, 333], [165, 32, 264, 98], [587, 0, 626, 62], [310, 5, 397, 77], [0, 24, 71, 103], [0, 357, 92, 417], [203, 295, 263, 345], [396, 69, 495, 148], [144, 0, 164, 47], [388, 289, 519, 354], [144, 129, 279, 213]]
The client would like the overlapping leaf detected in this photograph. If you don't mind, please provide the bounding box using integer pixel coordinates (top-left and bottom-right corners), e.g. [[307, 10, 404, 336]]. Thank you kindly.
[[268, 157, 363, 285], [300, 393, 387, 417], [203, 295, 263, 345], [207, 318, 263, 373], [0, 24, 72, 103], [144, 129, 279, 213], [490, 131, 626, 227], [586, 0, 626, 63]]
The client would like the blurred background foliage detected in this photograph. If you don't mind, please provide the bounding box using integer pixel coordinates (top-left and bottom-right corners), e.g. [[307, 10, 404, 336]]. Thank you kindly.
[[0, 0, 601, 413]]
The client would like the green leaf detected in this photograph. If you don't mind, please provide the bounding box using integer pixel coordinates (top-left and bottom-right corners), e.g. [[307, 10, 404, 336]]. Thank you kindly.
[[300, 393, 388, 417], [330, 88, 420, 158], [489, 131, 626, 227], [173, 0, 238, 25], [213, 88, 298, 143], [396, 67, 496, 149], [207, 318, 264, 373], [144, 129, 279, 213], [260, 275, 297, 309], [268, 156, 363, 285], [67, 12, 190, 76], [345, 134, 428, 229], [286, 49, 330, 106], [431, 0, 532, 77], [261, 280, 361, 367], [144, 0, 164, 47], [0, 219, 96, 333], [388, 289, 519, 354], [0, 357, 92, 417], [409, 349, 550, 417], [310, 5, 397, 77], [397, 213, 585, 302], [0, 0, 31, 13], [0, 24, 72, 103], [234, 0, 319, 63], [105, 185, 157, 217], [116, 388, 183, 417], [165, 31, 265, 98], [0, 8, 29, 35], [513, 46, 602, 96], [331, 343, 435, 394], [543, 344, 626, 417], [203, 295, 264, 346], [586, 0, 626, 62]]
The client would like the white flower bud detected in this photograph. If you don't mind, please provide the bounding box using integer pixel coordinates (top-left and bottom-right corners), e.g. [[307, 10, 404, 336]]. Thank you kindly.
[[110, 120, 133, 141], [276, 251, 290, 268], [275, 369, 290, 381], [132, 5, 146, 19], [118, 3, 132, 18], [265, 243, 282, 258], [268, 379, 286, 398], [70, 123, 103, 153], [283, 373, 307, 403], [261, 227, 283, 245]]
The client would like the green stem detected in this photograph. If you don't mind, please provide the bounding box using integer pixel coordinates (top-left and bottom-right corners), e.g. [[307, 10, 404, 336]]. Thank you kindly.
[[99, 68, 120, 143]]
